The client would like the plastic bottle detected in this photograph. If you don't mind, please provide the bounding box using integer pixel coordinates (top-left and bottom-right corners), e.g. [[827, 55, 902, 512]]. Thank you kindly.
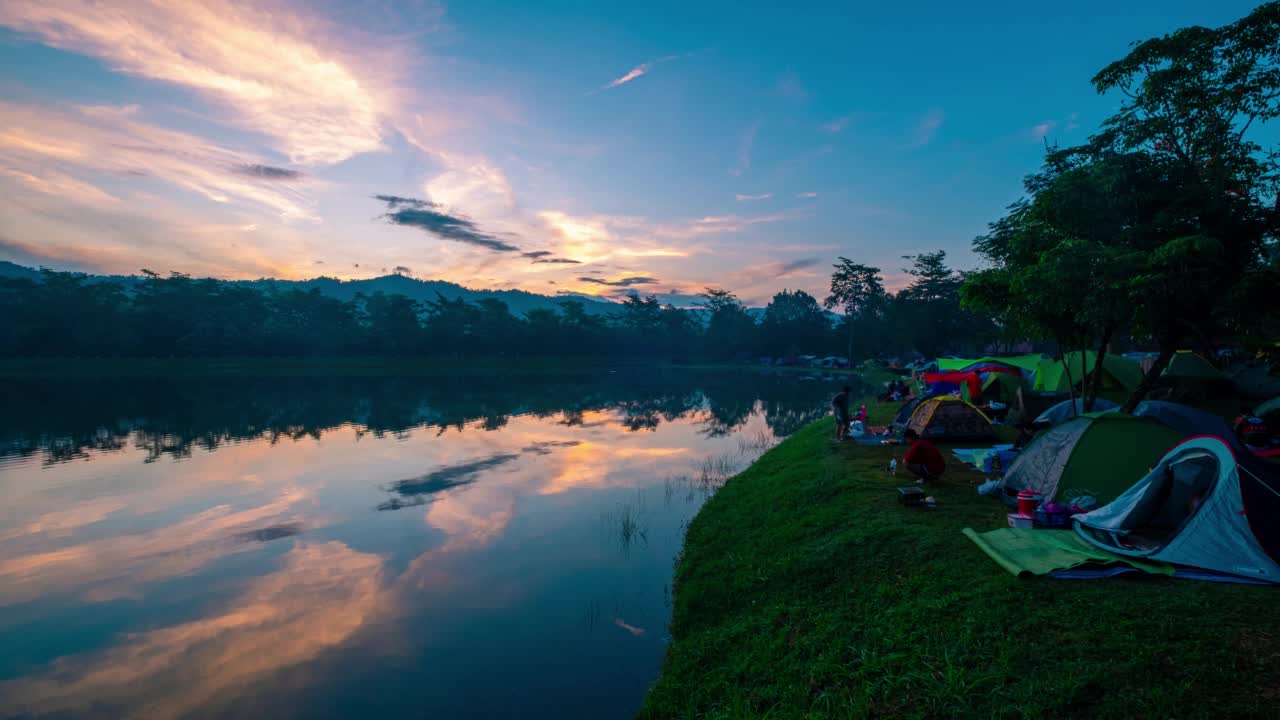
[[888, 457, 898, 476]]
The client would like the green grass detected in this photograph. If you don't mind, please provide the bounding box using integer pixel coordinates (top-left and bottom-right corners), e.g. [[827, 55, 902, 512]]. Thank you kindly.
[[641, 400, 1280, 719]]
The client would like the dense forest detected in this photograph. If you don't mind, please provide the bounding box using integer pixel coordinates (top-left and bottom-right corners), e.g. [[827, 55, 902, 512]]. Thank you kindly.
[[0, 252, 1001, 360]]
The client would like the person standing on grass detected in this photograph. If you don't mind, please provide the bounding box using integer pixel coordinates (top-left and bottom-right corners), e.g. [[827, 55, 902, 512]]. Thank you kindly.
[[902, 428, 945, 483], [831, 385, 852, 440]]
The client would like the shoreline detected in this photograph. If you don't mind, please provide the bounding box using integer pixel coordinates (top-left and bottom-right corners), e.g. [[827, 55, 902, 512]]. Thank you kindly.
[[638, 411, 1280, 718], [0, 357, 892, 380]]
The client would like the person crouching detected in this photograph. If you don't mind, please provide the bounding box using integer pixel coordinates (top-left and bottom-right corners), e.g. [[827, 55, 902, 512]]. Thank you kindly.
[[903, 428, 945, 483]]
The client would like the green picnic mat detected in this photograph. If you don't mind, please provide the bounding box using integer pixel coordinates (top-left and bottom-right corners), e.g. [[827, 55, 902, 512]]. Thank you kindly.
[[962, 527, 1174, 577]]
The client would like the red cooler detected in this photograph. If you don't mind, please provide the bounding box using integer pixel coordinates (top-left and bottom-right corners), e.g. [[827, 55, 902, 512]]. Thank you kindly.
[[1017, 490, 1043, 517]]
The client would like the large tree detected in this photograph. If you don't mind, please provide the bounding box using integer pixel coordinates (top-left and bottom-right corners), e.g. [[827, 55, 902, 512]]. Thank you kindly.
[[824, 259, 887, 365], [698, 288, 757, 359], [760, 289, 830, 357], [1090, 1, 1280, 409]]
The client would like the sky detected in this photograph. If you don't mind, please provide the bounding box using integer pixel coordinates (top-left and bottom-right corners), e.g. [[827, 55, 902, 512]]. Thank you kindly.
[[0, 0, 1267, 305]]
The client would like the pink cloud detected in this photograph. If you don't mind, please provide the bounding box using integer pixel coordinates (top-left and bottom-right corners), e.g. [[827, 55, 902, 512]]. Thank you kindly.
[[600, 53, 685, 90], [911, 107, 945, 147], [0, 0, 398, 165], [729, 122, 760, 177], [1031, 120, 1058, 139]]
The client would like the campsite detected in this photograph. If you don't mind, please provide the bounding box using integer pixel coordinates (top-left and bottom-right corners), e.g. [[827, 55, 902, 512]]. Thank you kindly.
[[2, 0, 1280, 718], [642, 354, 1280, 718]]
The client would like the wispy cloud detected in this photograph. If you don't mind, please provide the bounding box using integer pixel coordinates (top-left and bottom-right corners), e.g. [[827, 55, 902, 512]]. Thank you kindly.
[[600, 53, 685, 91], [522, 250, 581, 264], [578, 276, 660, 287], [911, 107, 945, 147], [0, 0, 394, 165], [0, 101, 314, 219], [666, 213, 789, 237], [796, 191, 818, 199], [820, 116, 851, 133], [1030, 120, 1057, 139], [729, 121, 760, 177], [773, 258, 820, 276], [375, 195, 520, 253], [774, 71, 808, 100], [1065, 112, 1080, 131], [734, 193, 773, 202], [232, 164, 305, 182]]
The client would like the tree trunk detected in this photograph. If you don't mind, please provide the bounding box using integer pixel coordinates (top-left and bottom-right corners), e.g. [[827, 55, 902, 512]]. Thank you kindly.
[[1060, 344, 1077, 419], [1085, 325, 1115, 412], [1121, 345, 1176, 414], [846, 319, 855, 369]]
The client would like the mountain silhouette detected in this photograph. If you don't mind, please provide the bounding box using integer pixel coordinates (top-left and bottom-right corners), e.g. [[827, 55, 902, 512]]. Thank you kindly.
[[0, 262, 622, 317]]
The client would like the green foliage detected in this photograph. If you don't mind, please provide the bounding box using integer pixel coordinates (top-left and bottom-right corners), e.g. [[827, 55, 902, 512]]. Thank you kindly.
[[968, 3, 1280, 411], [699, 288, 760, 359], [760, 290, 831, 358], [641, 417, 1280, 719]]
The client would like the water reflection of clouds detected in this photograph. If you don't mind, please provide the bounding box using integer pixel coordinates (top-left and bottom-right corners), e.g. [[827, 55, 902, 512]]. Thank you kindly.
[[0, 401, 788, 715], [0, 487, 311, 605], [0, 542, 385, 720]]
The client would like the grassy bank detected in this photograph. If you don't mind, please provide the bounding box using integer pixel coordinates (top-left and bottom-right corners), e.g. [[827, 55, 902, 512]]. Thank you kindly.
[[641, 405, 1280, 719]]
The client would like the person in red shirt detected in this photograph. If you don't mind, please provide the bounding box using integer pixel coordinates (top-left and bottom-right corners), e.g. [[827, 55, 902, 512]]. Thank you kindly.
[[903, 428, 945, 483]]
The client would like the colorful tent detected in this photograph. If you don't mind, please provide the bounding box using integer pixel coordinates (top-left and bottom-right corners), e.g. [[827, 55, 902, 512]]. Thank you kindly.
[[1074, 436, 1280, 583], [906, 396, 995, 441], [1033, 397, 1120, 426], [1000, 414, 1184, 503], [892, 394, 939, 430], [1161, 351, 1227, 381], [1032, 352, 1143, 393], [923, 371, 981, 398], [1256, 397, 1280, 425], [963, 372, 1023, 404], [937, 355, 1043, 373]]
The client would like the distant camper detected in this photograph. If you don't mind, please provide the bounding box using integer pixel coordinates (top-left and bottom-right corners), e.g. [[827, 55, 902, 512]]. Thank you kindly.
[[831, 385, 852, 440]]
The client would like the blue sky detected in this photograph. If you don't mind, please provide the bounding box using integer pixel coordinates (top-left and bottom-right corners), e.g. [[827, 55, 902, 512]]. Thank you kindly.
[[0, 0, 1267, 304]]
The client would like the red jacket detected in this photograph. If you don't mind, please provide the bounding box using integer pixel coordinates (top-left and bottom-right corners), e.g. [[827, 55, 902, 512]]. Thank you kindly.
[[904, 438, 945, 476]]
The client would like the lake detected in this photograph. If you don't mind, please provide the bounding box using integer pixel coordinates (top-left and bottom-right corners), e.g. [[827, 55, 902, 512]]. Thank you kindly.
[[0, 366, 856, 719]]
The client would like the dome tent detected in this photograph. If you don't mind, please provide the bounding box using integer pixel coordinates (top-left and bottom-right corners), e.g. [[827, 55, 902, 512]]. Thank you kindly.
[[905, 396, 995, 441], [963, 372, 1023, 404], [1033, 352, 1143, 394], [1033, 397, 1120, 426], [1000, 414, 1184, 503], [1131, 401, 1243, 451], [937, 355, 1043, 374], [1254, 396, 1280, 425], [1161, 351, 1226, 381], [1074, 436, 1280, 583]]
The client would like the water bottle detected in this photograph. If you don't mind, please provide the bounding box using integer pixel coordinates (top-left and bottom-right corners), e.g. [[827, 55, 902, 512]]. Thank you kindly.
[[888, 457, 898, 476]]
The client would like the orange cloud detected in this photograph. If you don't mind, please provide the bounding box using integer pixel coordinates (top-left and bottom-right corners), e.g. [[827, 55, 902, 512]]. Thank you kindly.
[[0, 0, 394, 165], [0, 101, 315, 220]]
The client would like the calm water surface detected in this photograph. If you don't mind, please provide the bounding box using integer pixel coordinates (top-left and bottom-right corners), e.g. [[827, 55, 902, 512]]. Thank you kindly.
[[0, 367, 851, 719]]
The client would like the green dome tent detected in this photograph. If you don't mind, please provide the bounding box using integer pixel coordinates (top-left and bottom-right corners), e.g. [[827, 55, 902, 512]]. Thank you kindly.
[[1032, 352, 1142, 394], [1162, 351, 1226, 381], [962, 372, 1023, 404], [937, 355, 1043, 373], [1000, 414, 1184, 503]]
